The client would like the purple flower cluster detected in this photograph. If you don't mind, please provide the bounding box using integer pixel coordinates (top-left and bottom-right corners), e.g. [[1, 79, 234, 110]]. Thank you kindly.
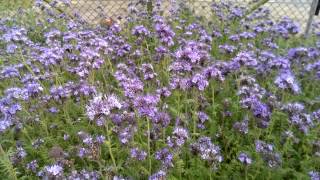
[[86, 94, 122, 121], [255, 140, 281, 168], [155, 148, 173, 168], [167, 127, 189, 148], [190, 137, 223, 170], [132, 25, 151, 37], [155, 18, 175, 47], [238, 152, 252, 165], [130, 147, 147, 161], [238, 76, 272, 128], [282, 102, 315, 134], [275, 69, 301, 94], [1, 0, 320, 178]]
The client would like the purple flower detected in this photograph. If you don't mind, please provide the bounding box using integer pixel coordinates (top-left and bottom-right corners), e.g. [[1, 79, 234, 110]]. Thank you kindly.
[[141, 63, 157, 80], [272, 17, 299, 38], [133, 94, 160, 118], [219, 44, 236, 54], [152, 111, 171, 127], [118, 126, 134, 144], [132, 25, 150, 37], [44, 164, 63, 177], [155, 148, 173, 168], [6, 43, 18, 54], [255, 140, 281, 168], [130, 147, 147, 161], [233, 117, 249, 134], [233, 51, 257, 67], [1, 66, 20, 78], [197, 111, 209, 129], [149, 170, 166, 180], [175, 41, 209, 64], [191, 73, 209, 91], [190, 136, 223, 169], [67, 170, 100, 180], [268, 56, 291, 70], [238, 152, 252, 165], [155, 22, 175, 47], [309, 171, 320, 180], [288, 47, 308, 60], [275, 69, 301, 94], [167, 127, 189, 148], [86, 94, 122, 120], [26, 160, 38, 173]]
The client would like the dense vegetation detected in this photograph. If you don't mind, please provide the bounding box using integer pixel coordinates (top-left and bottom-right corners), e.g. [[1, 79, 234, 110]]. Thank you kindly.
[[0, 0, 320, 179]]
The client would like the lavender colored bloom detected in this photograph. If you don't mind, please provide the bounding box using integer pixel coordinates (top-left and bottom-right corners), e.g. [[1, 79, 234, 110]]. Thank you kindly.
[[141, 63, 157, 80], [0, 118, 13, 133], [288, 47, 308, 60], [203, 65, 225, 81], [239, 31, 256, 39], [229, 34, 240, 42], [149, 170, 166, 180], [86, 94, 122, 120], [48, 107, 59, 113], [132, 25, 150, 37], [63, 134, 70, 141], [155, 148, 173, 168], [233, 118, 249, 134], [16, 146, 27, 159], [130, 147, 147, 161], [32, 138, 44, 149], [118, 126, 134, 144], [219, 44, 236, 54], [197, 111, 209, 129], [251, 100, 271, 123], [156, 87, 171, 98], [268, 56, 291, 70], [190, 136, 223, 169], [238, 152, 252, 165], [282, 102, 305, 114], [155, 22, 175, 47], [6, 43, 18, 54], [114, 64, 144, 98], [191, 73, 209, 91], [152, 111, 171, 127], [255, 140, 281, 168], [95, 135, 105, 144], [275, 69, 301, 94], [167, 127, 189, 148], [133, 94, 160, 118], [67, 170, 100, 180], [309, 171, 320, 180], [26, 160, 38, 173], [78, 147, 89, 158], [312, 109, 320, 122], [169, 61, 192, 73], [5, 88, 28, 100], [25, 82, 44, 96], [233, 51, 257, 67], [175, 41, 209, 64], [272, 17, 299, 38], [45, 164, 63, 176], [289, 113, 313, 134], [1, 66, 20, 78]]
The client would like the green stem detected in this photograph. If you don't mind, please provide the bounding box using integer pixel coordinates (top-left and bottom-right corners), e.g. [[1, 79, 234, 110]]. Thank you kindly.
[[106, 123, 117, 170], [147, 118, 152, 175]]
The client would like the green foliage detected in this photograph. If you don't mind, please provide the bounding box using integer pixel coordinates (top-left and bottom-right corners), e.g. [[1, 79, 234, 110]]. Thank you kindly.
[[0, 2, 320, 180]]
